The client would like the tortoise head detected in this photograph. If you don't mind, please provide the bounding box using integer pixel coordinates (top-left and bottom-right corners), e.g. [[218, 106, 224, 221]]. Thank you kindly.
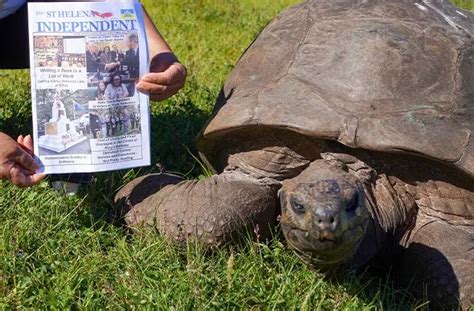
[[279, 160, 370, 270]]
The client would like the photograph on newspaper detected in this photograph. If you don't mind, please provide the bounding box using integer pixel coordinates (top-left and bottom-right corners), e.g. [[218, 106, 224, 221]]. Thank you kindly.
[[28, 0, 150, 174]]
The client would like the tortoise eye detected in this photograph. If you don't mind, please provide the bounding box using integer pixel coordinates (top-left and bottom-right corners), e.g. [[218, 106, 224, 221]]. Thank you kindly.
[[346, 192, 359, 213], [292, 202, 306, 214]]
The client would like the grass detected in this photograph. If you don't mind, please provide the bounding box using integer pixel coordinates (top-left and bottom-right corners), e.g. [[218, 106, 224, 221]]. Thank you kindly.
[[1, 0, 473, 309], [0, 182, 420, 309], [453, 0, 474, 10]]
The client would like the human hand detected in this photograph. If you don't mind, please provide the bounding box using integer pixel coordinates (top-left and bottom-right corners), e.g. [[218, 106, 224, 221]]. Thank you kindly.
[[105, 62, 120, 71], [0, 132, 45, 187], [136, 52, 186, 101]]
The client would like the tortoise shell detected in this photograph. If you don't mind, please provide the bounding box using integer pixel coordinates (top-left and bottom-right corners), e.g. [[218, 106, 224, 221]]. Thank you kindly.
[[197, 0, 474, 177]]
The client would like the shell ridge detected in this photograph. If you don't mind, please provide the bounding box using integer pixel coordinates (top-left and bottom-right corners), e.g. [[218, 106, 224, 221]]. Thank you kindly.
[[259, 6, 314, 95], [199, 0, 474, 178], [455, 131, 472, 173], [449, 41, 472, 118], [254, 5, 313, 123]]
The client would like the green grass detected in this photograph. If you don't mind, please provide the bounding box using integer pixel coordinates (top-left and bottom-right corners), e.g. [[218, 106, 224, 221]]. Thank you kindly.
[[0, 184, 421, 309], [452, 0, 474, 10], [1, 0, 473, 309]]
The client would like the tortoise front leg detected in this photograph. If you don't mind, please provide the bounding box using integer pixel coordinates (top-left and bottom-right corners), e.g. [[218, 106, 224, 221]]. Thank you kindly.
[[116, 171, 281, 245], [400, 220, 474, 309], [115, 173, 184, 217]]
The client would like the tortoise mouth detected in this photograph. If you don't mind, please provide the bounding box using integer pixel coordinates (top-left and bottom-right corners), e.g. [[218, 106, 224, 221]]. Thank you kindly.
[[281, 222, 367, 268]]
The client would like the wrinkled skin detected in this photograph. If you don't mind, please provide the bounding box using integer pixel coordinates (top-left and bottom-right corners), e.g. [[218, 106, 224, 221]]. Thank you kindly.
[[280, 160, 369, 270], [118, 143, 473, 308], [116, 0, 474, 308], [280, 149, 474, 308]]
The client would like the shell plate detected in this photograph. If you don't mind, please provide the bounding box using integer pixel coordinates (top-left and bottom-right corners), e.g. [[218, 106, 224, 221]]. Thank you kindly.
[[198, 0, 474, 177]]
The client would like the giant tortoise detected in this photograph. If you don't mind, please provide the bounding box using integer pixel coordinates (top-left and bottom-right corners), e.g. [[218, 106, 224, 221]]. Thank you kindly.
[[116, 0, 473, 307]]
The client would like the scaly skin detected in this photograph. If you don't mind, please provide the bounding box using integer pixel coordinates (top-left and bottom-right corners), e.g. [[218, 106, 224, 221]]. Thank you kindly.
[[279, 149, 474, 308], [280, 159, 370, 270], [122, 170, 281, 245]]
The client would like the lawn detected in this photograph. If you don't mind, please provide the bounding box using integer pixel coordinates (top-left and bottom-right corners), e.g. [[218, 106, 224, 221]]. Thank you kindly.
[[453, 0, 474, 10], [1, 0, 472, 309]]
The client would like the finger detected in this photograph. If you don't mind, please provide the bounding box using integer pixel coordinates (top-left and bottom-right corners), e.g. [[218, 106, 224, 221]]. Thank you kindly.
[[22, 135, 34, 152], [10, 165, 44, 187], [17, 135, 34, 155], [149, 85, 183, 102], [136, 80, 167, 94], [12, 147, 39, 171], [24, 173, 46, 186], [136, 79, 183, 96], [141, 65, 185, 86], [17, 165, 36, 175], [140, 72, 173, 86], [9, 166, 27, 187]]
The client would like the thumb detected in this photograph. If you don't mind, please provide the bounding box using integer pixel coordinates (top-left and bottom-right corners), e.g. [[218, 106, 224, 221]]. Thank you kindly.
[[12, 147, 39, 171]]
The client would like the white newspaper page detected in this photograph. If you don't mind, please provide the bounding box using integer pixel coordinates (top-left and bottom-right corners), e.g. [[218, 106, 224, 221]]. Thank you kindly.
[[28, 1, 150, 174]]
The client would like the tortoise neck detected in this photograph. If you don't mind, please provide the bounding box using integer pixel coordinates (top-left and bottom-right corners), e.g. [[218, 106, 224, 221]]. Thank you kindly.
[[350, 215, 386, 267], [319, 146, 417, 265]]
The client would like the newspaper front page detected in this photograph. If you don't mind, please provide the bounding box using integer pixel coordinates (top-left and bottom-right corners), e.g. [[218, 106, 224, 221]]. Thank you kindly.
[[28, 1, 150, 174]]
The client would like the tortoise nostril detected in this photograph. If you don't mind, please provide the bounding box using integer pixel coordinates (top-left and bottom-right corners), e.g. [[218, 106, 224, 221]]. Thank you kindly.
[[313, 208, 338, 232]]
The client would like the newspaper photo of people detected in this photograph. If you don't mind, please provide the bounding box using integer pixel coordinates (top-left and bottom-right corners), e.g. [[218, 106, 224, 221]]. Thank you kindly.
[[89, 105, 141, 139], [34, 36, 86, 68], [86, 32, 139, 98]]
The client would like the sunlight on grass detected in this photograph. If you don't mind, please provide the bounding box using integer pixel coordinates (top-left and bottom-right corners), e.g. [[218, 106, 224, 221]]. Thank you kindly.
[[1, 0, 473, 309], [451, 0, 474, 10]]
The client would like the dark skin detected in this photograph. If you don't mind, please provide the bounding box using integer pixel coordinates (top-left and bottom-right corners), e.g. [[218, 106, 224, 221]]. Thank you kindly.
[[0, 133, 44, 187]]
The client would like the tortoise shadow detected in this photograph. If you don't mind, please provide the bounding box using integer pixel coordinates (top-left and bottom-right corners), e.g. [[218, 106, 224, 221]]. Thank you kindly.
[[346, 243, 461, 310]]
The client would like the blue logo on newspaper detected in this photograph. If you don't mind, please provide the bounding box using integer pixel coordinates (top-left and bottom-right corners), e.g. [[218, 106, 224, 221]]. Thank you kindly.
[[120, 9, 135, 20]]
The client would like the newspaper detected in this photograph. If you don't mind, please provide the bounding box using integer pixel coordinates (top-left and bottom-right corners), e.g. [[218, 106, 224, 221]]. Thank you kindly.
[[28, 0, 150, 174]]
